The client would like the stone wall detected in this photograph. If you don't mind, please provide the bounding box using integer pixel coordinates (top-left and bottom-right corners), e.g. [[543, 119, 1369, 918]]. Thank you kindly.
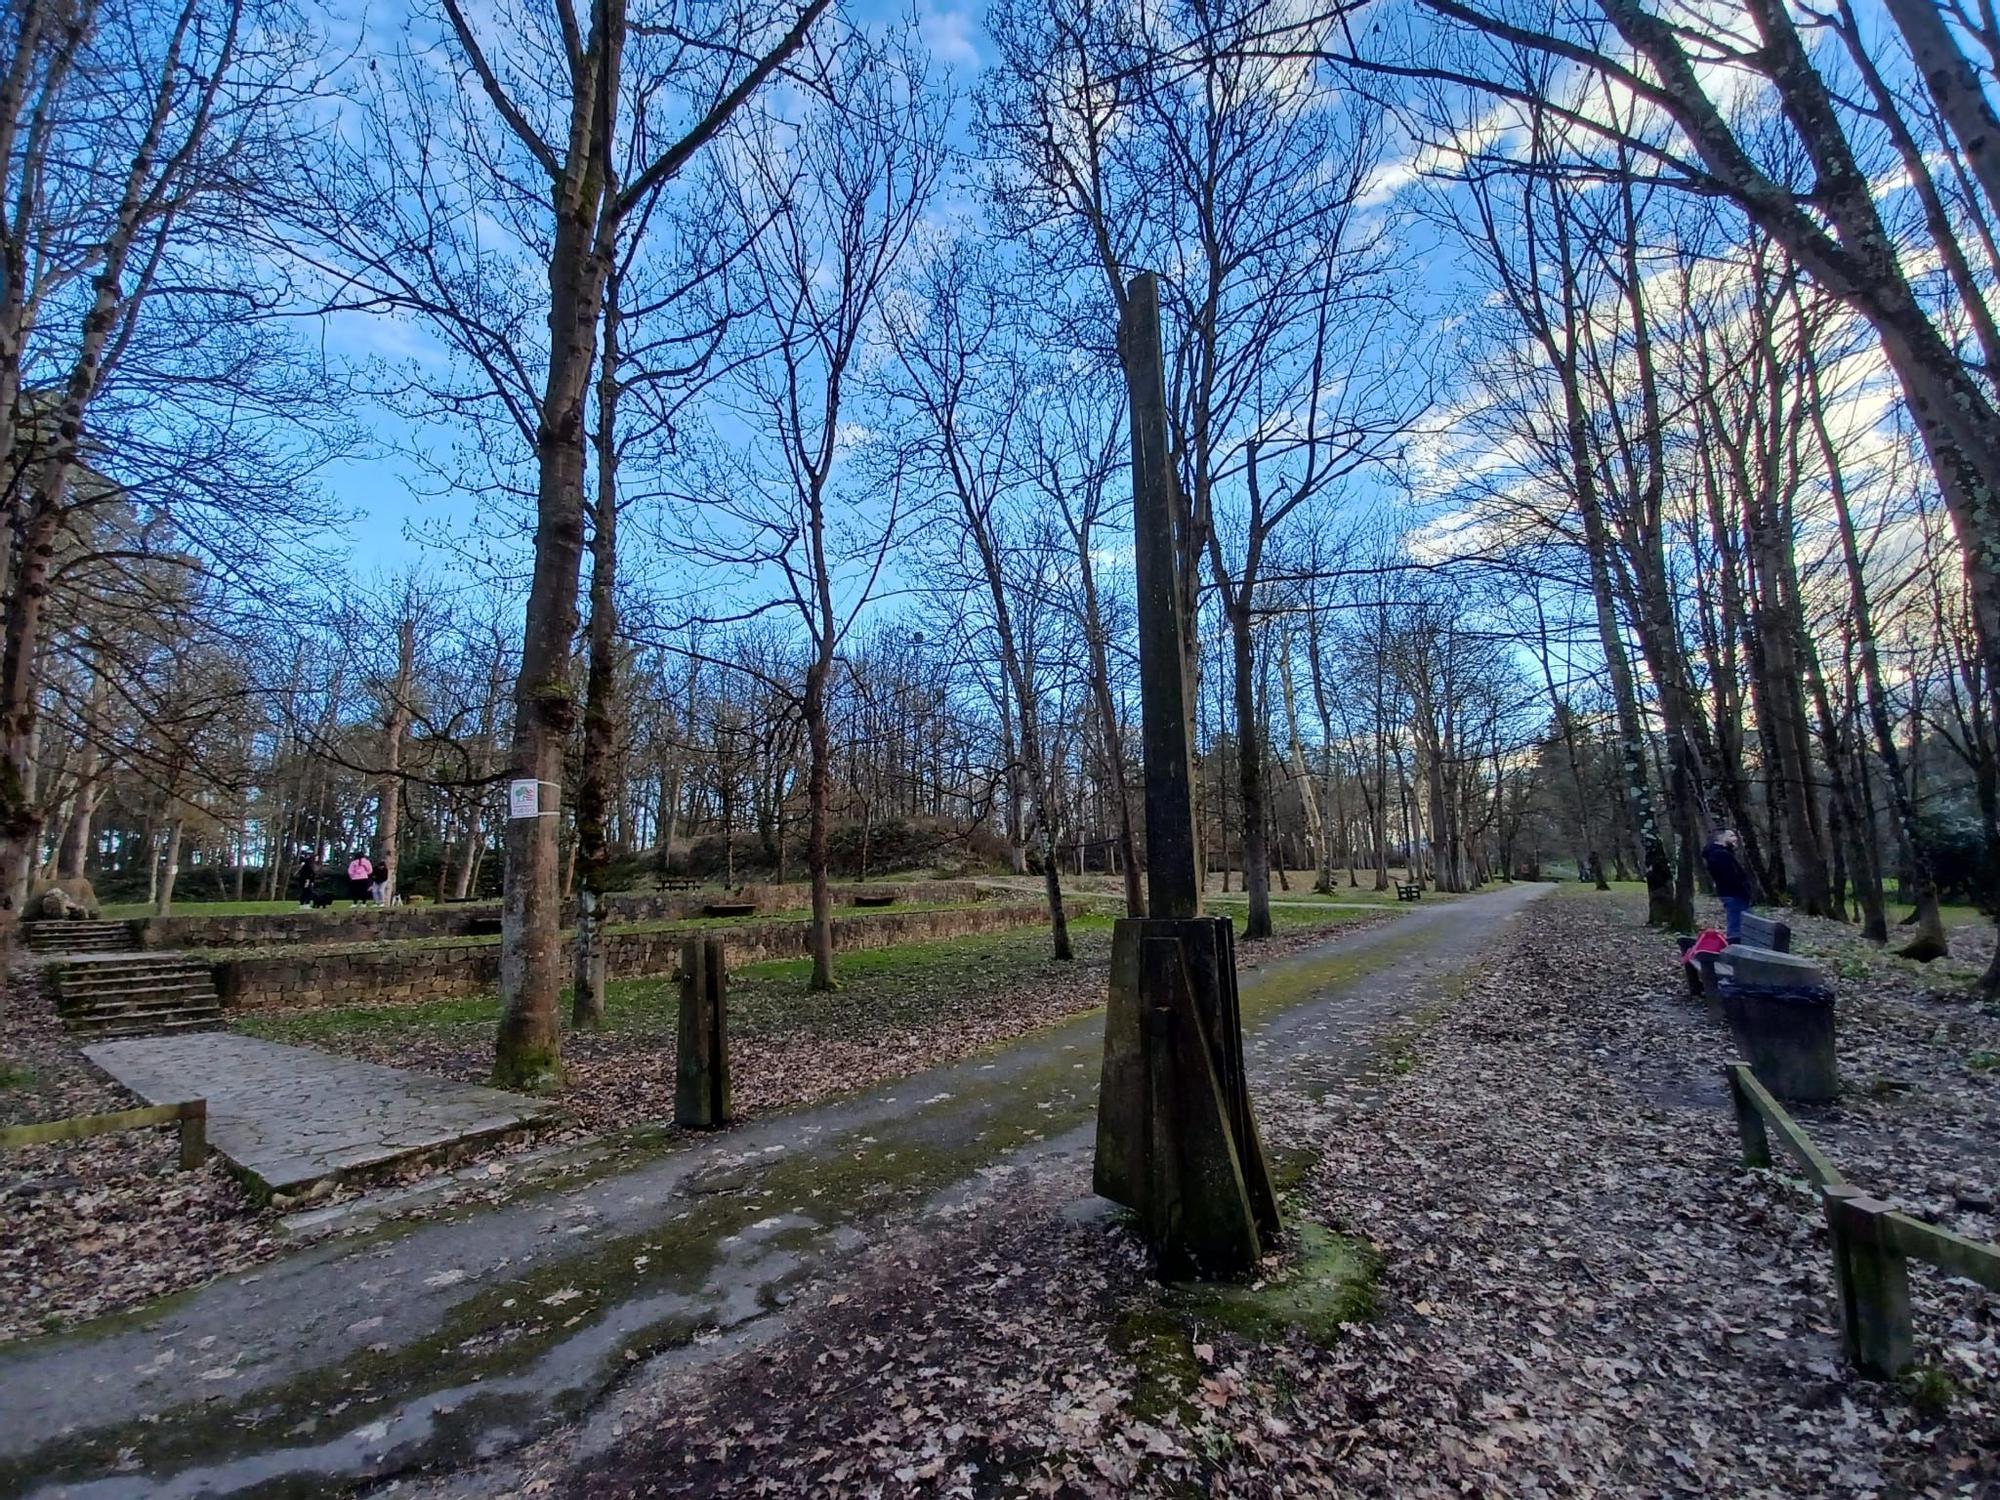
[[212, 900, 1059, 1012], [148, 880, 988, 951]]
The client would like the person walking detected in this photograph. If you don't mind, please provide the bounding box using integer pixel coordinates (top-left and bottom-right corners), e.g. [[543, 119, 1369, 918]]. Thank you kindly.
[[368, 855, 389, 907], [346, 852, 373, 907], [1703, 828, 1753, 943], [293, 851, 319, 909]]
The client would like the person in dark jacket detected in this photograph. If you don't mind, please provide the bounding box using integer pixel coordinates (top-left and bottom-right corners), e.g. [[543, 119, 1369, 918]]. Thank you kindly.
[[294, 852, 319, 909], [1703, 828, 1752, 942]]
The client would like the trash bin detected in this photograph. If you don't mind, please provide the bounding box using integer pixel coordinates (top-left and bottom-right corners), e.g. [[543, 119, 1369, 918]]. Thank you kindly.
[[1720, 981, 1839, 1102]]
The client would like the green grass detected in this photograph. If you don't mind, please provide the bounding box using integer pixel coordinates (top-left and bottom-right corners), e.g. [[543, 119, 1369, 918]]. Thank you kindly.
[[190, 900, 999, 964], [614, 898, 974, 935], [237, 915, 1125, 1052], [1199, 901, 1383, 934], [0, 1060, 35, 1091], [101, 899, 312, 919]]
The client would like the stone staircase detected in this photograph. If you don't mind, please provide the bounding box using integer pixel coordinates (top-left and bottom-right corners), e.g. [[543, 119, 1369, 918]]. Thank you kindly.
[[49, 954, 224, 1039], [22, 919, 142, 954]]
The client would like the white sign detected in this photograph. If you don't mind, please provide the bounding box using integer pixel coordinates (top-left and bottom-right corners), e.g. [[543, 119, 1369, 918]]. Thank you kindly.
[[508, 779, 541, 819]]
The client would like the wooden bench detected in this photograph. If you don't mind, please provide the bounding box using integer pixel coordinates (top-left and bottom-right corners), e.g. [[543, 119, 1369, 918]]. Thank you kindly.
[[1737, 911, 1792, 953], [703, 901, 758, 919], [1395, 881, 1422, 902], [1697, 912, 1837, 1102], [1694, 912, 1798, 1001]]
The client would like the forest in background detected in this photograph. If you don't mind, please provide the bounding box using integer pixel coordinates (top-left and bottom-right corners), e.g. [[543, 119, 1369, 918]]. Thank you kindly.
[[3, 0, 1997, 1084]]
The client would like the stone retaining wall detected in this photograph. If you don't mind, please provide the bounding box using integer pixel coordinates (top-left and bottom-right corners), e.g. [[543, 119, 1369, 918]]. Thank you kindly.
[[147, 879, 987, 951], [211, 900, 1058, 1012]]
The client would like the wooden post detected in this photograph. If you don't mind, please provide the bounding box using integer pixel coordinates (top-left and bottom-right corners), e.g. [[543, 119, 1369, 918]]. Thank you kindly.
[[1094, 270, 1279, 1280], [1120, 272, 1200, 922], [702, 936, 729, 1123], [1139, 936, 1262, 1277], [676, 937, 729, 1128], [177, 1099, 207, 1169], [1824, 1184, 1914, 1377], [1723, 1063, 1771, 1169]]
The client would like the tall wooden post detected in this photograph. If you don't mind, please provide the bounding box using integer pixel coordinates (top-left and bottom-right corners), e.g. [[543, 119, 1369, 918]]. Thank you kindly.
[[1121, 272, 1201, 923], [1095, 272, 1278, 1278]]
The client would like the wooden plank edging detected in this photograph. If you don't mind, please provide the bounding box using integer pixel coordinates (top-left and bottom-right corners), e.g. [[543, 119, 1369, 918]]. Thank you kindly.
[[0, 1098, 207, 1168], [1723, 1060, 2000, 1376], [1722, 1062, 1844, 1187]]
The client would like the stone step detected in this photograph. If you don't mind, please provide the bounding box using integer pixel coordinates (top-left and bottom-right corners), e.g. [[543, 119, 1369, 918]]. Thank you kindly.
[[68, 1004, 223, 1032], [65, 992, 223, 1016], [50, 950, 224, 1039], [24, 922, 134, 941], [52, 964, 209, 988], [68, 1015, 224, 1039], [29, 936, 135, 953], [53, 968, 212, 992], [62, 991, 221, 1017], [55, 988, 214, 1012]]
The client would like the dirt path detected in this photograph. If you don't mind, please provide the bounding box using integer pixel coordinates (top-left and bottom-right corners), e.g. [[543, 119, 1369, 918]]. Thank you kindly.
[[2, 882, 1549, 1500]]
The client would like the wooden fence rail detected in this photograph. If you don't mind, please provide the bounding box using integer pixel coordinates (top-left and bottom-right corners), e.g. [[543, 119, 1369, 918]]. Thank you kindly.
[[1724, 1062, 2000, 1377], [0, 1099, 206, 1169]]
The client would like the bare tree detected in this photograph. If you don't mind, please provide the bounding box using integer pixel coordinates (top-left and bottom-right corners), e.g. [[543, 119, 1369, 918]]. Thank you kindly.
[[695, 31, 945, 990]]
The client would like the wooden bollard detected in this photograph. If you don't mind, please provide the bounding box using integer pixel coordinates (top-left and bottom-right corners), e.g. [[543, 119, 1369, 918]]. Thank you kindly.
[[177, 1100, 208, 1170], [676, 937, 730, 1129], [1723, 1064, 1771, 1169], [1824, 1184, 1914, 1377]]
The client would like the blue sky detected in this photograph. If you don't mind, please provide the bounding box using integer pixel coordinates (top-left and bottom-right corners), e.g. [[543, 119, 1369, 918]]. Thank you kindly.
[[312, 0, 997, 574]]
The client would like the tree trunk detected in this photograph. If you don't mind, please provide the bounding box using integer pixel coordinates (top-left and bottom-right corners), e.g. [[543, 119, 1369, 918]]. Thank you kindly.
[[377, 612, 416, 903], [1278, 630, 1329, 896], [56, 670, 106, 881], [155, 816, 184, 916], [804, 651, 836, 991], [1806, 343, 1951, 959], [574, 263, 624, 1031], [1226, 603, 1272, 937]]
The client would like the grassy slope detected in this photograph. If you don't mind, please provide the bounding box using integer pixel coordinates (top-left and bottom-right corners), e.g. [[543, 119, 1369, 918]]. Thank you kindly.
[[234, 904, 1384, 1051]]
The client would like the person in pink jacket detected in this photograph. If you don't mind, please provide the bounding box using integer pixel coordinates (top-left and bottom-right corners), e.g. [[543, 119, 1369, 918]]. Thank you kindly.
[[346, 853, 374, 907]]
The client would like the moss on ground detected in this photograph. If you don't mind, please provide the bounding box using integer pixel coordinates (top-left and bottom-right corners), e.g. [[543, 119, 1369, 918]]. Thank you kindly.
[[1110, 1217, 1379, 1435], [1111, 1302, 1203, 1422], [1173, 1220, 1380, 1344]]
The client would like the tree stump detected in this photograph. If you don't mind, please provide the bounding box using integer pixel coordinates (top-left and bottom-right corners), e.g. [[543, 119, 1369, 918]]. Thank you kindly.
[[676, 937, 730, 1129]]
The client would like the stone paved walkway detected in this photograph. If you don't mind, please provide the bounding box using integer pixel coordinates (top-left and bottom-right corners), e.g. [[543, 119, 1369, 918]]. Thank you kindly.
[[83, 1033, 558, 1195]]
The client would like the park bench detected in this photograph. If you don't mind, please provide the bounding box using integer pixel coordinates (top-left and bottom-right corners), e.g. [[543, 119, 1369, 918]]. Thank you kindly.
[[1395, 881, 1422, 902], [852, 891, 898, 908], [703, 901, 758, 919], [1692, 911, 1837, 1103]]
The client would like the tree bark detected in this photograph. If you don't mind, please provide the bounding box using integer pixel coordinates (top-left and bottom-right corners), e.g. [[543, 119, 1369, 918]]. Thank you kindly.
[[803, 647, 835, 991], [574, 261, 624, 1031], [377, 612, 416, 903]]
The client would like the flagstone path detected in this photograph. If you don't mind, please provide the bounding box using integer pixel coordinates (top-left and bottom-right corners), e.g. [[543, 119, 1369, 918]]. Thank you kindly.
[[84, 1033, 558, 1196]]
